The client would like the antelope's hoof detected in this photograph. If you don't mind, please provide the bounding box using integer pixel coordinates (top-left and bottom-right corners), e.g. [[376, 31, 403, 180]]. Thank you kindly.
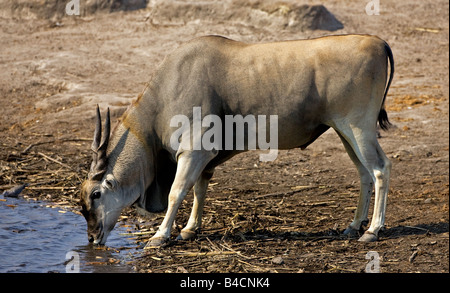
[[144, 237, 169, 249], [176, 229, 197, 241], [343, 226, 360, 238], [358, 232, 378, 242]]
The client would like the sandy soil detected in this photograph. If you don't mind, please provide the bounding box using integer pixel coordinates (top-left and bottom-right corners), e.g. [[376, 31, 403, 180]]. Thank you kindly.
[[0, 0, 448, 273]]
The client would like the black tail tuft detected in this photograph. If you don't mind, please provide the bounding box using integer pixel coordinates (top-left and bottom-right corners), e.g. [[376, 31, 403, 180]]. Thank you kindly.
[[378, 41, 395, 131], [378, 108, 391, 131]]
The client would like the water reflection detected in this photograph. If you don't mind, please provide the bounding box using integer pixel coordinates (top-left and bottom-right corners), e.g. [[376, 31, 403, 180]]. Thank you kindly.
[[0, 196, 137, 273]]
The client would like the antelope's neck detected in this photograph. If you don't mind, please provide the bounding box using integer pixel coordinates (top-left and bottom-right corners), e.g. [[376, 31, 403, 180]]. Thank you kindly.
[[106, 113, 155, 190]]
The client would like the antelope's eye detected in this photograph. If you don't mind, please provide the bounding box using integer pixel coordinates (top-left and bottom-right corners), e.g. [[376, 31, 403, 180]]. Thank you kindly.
[[91, 191, 101, 200]]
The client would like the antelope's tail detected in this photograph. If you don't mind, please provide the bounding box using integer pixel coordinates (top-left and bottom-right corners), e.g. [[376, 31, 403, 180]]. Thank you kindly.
[[378, 41, 394, 131]]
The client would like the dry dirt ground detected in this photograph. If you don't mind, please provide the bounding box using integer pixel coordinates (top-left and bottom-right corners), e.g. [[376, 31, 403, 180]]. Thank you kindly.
[[0, 0, 448, 273]]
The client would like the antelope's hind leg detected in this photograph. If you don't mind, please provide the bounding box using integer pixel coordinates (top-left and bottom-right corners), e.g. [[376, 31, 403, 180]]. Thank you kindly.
[[335, 126, 391, 242], [358, 140, 391, 242], [336, 132, 373, 238]]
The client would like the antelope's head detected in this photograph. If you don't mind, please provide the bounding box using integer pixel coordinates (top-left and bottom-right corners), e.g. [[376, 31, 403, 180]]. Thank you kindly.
[[79, 106, 137, 245], [80, 105, 174, 245]]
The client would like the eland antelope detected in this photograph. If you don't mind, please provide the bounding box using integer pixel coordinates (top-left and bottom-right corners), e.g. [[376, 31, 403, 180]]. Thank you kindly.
[[80, 34, 394, 247]]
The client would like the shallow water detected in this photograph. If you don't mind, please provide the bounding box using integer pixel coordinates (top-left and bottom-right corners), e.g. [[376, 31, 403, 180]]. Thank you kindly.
[[0, 196, 138, 273]]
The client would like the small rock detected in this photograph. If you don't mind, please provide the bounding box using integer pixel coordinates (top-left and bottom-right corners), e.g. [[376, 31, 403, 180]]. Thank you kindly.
[[1, 183, 28, 198], [176, 266, 188, 273], [272, 256, 284, 265]]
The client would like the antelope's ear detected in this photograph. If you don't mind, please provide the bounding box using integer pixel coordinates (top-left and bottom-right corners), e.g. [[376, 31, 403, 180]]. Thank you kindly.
[[102, 174, 117, 190]]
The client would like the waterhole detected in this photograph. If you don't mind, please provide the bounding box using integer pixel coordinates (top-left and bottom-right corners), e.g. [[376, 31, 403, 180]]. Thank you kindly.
[[0, 196, 138, 273]]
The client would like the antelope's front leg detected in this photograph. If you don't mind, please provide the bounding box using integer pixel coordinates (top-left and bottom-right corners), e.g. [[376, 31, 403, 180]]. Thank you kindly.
[[145, 151, 216, 248], [176, 169, 214, 241]]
